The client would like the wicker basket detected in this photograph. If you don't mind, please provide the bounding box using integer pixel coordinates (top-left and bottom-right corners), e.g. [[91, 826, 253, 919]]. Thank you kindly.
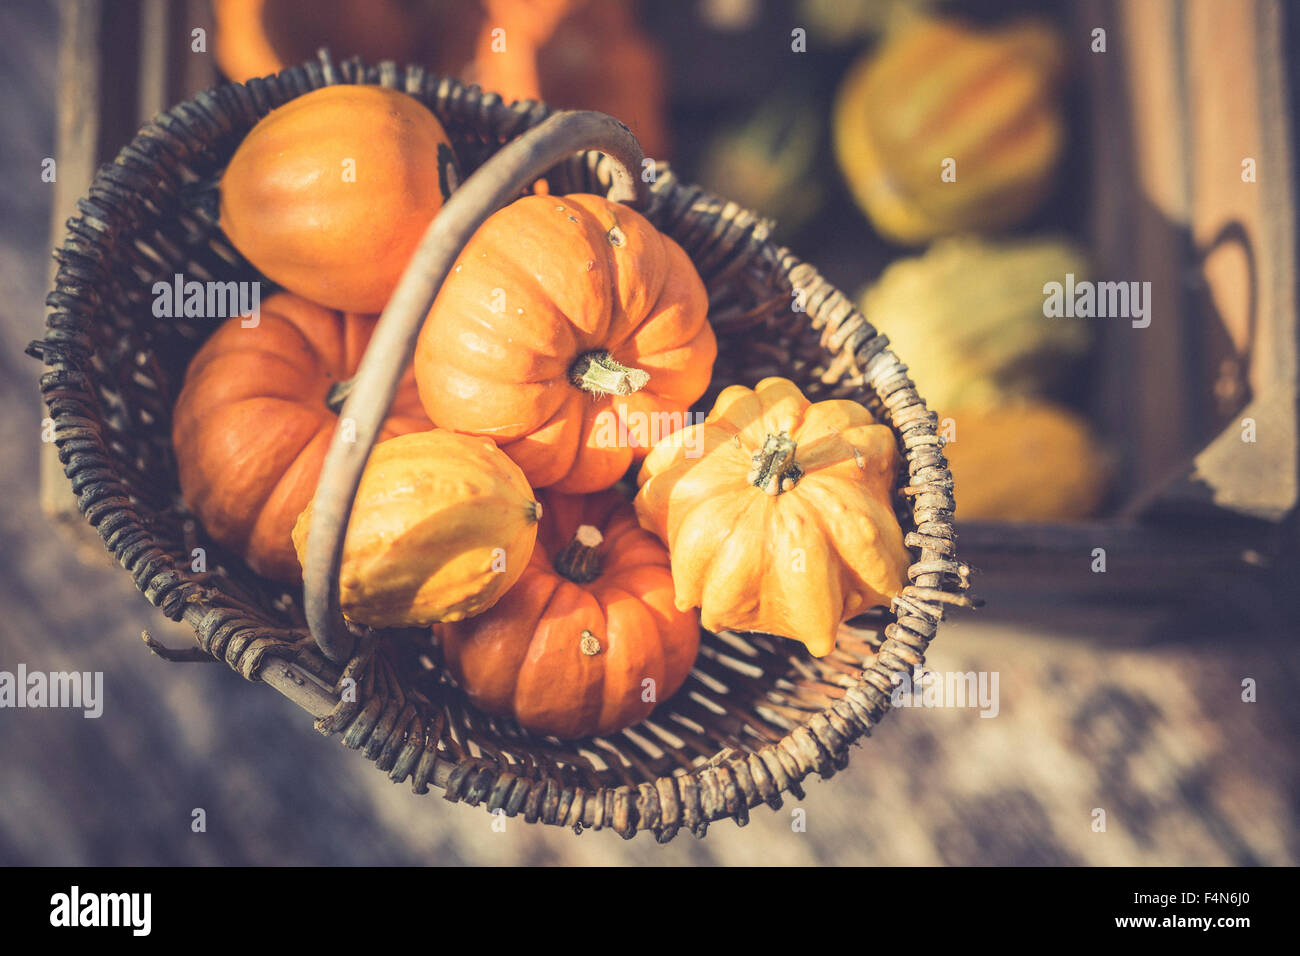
[[29, 52, 975, 842]]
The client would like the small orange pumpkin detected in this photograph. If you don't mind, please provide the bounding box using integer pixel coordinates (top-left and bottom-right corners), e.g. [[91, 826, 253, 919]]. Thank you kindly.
[[219, 84, 460, 313], [438, 489, 700, 739], [172, 292, 430, 583], [635, 377, 912, 657], [414, 193, 716, 494]]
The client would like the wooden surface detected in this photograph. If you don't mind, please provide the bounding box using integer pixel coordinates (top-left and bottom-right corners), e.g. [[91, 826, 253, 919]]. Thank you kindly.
[[1083, 0, 1298, 521], [3, 0, 1298, 866]]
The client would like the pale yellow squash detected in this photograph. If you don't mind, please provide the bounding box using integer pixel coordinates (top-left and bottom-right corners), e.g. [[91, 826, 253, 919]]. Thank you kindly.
[[635, 377, 911, 657], [292, 430, 540, 628]]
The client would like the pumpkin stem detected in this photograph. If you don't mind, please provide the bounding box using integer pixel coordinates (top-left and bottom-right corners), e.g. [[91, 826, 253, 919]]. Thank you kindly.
[[748, 432, 804, 495], [554, 524, 604, 583], [569, 350, 649, 397], [325, 377, 356, 413]]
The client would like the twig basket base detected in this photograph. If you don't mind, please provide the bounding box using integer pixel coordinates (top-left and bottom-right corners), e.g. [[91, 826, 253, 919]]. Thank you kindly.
[[31, 54, 971, 842]]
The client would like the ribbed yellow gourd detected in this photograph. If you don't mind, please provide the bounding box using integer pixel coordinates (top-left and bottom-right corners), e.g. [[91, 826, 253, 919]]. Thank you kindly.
[[634, 377, 910, 658], [292, 430, 540, 628], [834, 16, 1066, 243]]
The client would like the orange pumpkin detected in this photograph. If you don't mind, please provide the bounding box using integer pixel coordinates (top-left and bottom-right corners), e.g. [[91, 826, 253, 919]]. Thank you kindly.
[[172, 292, 430, 583], [219, 84, 460, 314], [438, 489, 700, 739], [635, 377, 911, 657], [414, 193, 716, 494]]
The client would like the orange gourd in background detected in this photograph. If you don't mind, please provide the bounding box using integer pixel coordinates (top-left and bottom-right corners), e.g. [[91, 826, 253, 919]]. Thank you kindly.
[[213, 0, 670, 158], [414, 193, 716, 494], [219, 84, 460, 313], [171, 292, 431, 583], [213, 0, 423, 83], [635, 377, 911, 657], [468, 0, 671, 158], [438, 489, 700, 738]]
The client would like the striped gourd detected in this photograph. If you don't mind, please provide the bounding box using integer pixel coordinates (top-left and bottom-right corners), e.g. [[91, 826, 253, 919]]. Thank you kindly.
[[834, 16, 1066, 243]]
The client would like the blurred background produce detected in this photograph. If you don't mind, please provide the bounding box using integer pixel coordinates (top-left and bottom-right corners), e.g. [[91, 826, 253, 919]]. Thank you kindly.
[[833, 15, 1066, 244], [857, 235, 1111, 520], [940, 400, 1112, 522], [697, 84, 825, 235], [5, 0, 1298, 866], [858, 235, 1093, 413], [213, 0, 671, 156]]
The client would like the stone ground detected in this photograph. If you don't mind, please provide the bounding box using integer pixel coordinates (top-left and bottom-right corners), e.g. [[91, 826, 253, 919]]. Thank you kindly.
[[2, 0, 1297, 866]]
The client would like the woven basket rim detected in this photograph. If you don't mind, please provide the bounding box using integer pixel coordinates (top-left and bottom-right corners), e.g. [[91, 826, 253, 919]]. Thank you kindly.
[[30, 51, 974, 842]]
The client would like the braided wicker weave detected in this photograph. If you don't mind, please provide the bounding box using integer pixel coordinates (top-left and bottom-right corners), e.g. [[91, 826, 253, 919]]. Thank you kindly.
[[29, 53, 975, 842]]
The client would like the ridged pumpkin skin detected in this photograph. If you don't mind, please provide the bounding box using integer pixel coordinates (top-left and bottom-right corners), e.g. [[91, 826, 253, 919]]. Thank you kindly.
[[219, 85, 459, 313], [943, 400, 1110, 521], [292, 430, 540, 628], [172, 292, 430, 583], [415, 193, 716, 493], [635, 377, 911, 658], [438, 490, 700, 739], [833, 16, 1065, 244]]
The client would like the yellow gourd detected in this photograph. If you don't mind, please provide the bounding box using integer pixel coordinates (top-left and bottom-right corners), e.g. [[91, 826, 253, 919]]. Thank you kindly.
[[860, 235, 1092, 414], [292, 430, 540, 628], [833, 16, 1066, 243], [635, 377, 910, 658], [943, 400, 1111, 521]]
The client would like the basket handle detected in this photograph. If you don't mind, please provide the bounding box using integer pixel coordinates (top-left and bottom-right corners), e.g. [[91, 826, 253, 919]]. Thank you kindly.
[[302, 110, 648, 663]]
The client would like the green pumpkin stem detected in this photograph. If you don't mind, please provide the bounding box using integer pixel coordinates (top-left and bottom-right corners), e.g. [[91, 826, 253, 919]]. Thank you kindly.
[[749, 432, 804, 495], [569, 350, 649, 397], [554, 524, 604, 583]]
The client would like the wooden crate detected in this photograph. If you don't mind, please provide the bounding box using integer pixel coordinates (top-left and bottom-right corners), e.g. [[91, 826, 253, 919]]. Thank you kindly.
[[959, 0, 1298, 620]]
